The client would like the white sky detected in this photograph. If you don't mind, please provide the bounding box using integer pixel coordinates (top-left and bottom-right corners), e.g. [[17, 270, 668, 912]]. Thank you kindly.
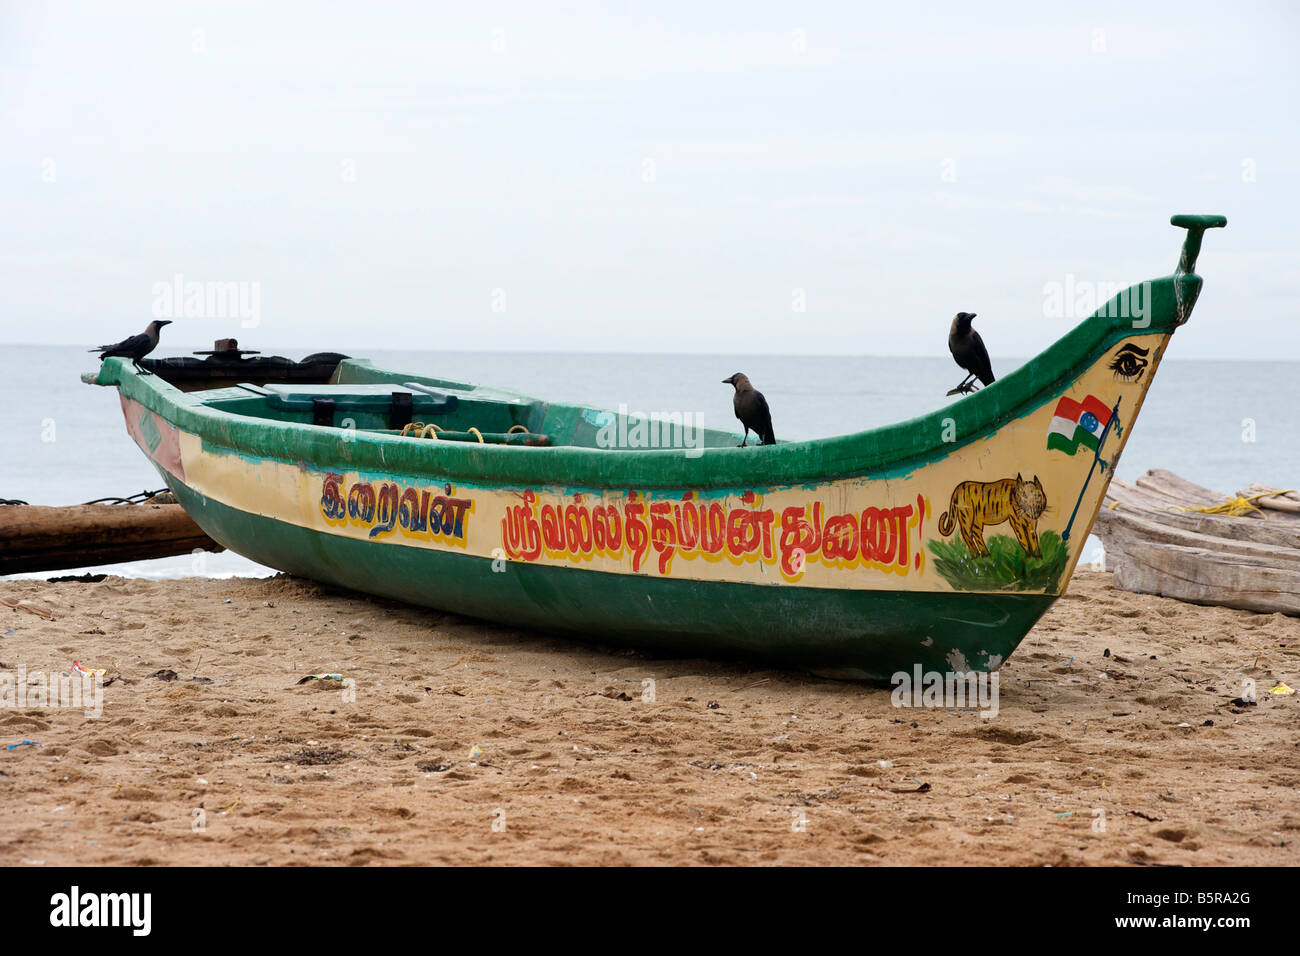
[[2, 0, 1297, 358]]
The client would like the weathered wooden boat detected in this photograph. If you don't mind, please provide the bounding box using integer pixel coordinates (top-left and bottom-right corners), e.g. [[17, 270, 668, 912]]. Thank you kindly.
[[0, 502, 223, 574], [1096, 470, 1300, 616], [84, 215, 1225, 678]]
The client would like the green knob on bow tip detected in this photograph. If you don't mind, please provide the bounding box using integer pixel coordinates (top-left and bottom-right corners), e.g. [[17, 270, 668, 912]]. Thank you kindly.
[[1171, 214, 1227, 276], [1171, 214, 1228, 229]]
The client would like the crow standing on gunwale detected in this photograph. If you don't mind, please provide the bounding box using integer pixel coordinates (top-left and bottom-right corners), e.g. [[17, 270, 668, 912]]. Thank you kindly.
[[89, 320, 172, 373], [947, 312, 994, 396], [723, 373, 776, 446]]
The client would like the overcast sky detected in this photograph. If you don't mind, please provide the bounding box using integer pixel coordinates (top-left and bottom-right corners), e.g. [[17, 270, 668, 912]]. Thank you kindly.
[[3, 0, 1297, 358]]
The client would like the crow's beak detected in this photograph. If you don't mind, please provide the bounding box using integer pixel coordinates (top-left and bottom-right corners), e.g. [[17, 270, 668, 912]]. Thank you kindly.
[[159, 320, 173, 326], [721, 378, 730, 384]]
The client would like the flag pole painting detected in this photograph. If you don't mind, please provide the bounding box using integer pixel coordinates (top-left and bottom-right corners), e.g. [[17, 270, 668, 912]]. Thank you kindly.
[[1059, 396, 1124, 542], [1047, 395, 1113, 455]]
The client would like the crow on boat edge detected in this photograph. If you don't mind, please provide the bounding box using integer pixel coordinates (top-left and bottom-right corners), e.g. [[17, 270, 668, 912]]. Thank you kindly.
[[90, 320, 172, 373], [723, 373, 776, 447], [947, 312, 994, 396]]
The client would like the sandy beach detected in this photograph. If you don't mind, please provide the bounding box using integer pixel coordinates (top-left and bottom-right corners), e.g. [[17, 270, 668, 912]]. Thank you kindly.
[[0, 570, 1295, 866]]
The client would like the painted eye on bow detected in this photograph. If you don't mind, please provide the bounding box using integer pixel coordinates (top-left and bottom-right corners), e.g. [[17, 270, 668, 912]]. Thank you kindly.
[[1109, 344, 1150, 382]]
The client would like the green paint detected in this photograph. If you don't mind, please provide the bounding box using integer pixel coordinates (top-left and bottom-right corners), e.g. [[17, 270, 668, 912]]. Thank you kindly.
[[168, 479, 1050, 679], [928, 531, 1070, 593], [1046, 428, 1100, 456], [138, 406, 162, 452]]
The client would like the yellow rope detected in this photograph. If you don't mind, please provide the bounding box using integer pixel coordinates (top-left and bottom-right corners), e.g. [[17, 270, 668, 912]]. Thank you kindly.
[[397, 422, 509, 444], [1257, 488, 1297, 501], [1176, 489, 1295, 517]]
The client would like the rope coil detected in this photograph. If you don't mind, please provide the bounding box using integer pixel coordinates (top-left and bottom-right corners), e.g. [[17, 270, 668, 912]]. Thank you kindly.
[[1176, 489, 1296, 517], [400, 421, 496, 442]]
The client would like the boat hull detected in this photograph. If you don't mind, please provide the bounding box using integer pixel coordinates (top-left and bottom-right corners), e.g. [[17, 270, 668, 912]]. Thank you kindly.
[[168, 478, 1052, 678]]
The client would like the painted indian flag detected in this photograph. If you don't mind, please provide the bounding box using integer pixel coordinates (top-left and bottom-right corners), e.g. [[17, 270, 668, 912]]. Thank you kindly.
[[1046, 395, 1112, 455]]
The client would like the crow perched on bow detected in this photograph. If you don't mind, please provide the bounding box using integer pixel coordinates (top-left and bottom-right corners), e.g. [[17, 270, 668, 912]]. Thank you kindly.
[[722, 372, 776, 446], [947, 312, 994, 396], [89, 320, 172, 373]]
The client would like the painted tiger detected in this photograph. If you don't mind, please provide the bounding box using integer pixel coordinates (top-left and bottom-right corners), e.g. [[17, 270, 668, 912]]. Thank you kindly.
[[936, 474, 1047, 558]]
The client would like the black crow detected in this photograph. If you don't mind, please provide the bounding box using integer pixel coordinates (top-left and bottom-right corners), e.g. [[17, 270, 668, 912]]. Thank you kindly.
[[722, 373, 776, 446], [947, 312, 994, 396], [89, 320, 172, 373]]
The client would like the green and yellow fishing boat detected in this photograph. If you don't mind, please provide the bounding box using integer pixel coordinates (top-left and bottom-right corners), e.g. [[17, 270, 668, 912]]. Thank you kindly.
[[86, 215, 1224, 679]]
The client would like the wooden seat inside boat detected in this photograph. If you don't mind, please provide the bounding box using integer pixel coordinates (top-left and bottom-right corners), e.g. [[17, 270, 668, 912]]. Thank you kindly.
[[193, 380, 555, 444], [256, 383, 460, 417], [205, 382, 459, 430]]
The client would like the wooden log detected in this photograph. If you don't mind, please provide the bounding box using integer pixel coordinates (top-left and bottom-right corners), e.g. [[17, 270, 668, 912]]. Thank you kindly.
[[1135, 468, 1230, 505], [1237, 483, 1300, 516], [0, 504, 223, 574], [1095, 507, 1300, 566], [1098, 471, 1300, 615], [1133, 468, 1264, 518], [1108, 476, 1300, 530], [1105, 477, 1199, 512], [1100, 491, 1300, 549], [1111, 541, 1300, 617]]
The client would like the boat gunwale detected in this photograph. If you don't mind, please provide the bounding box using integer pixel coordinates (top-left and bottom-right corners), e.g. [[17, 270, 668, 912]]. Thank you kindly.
[[86, 270, 1202, 491]]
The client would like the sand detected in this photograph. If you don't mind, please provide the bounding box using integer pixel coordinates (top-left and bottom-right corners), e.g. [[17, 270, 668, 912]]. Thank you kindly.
[[0, 570, 1296, 866]]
